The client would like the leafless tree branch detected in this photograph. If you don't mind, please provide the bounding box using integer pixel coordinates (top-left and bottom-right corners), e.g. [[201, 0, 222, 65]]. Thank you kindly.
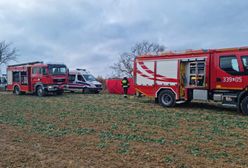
[[0, 41, 18, 65], [111, 41, 165, 78]]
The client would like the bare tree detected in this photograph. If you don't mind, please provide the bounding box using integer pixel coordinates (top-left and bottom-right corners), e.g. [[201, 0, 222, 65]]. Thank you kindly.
[[0, 41, 18, 65], [131, 41, 165, 56], [111, 41, 165, 77]]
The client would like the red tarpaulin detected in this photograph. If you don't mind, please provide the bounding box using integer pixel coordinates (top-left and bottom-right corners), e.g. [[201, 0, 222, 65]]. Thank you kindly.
[[106, 78, 136, 95]]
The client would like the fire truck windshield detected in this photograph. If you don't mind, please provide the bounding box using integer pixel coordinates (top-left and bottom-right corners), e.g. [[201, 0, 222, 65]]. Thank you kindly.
[[48, 65, 67, 75]]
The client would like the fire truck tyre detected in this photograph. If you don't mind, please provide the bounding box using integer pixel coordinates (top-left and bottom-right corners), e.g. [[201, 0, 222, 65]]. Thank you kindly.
[[14, 86, 21, 95], [36, 86, 46, 97], [158, 90, 176, 107], [57, 90, 64, 95], [241, 96, 248, 115]]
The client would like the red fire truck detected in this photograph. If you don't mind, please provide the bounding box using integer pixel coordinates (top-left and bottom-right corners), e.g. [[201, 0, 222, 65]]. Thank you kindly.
[[134, 47, 248, 114], [7, 62, 68, 96]]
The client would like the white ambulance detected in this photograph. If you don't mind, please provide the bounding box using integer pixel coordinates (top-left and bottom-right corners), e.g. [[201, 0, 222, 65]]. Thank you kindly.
[[67, 69, 102, 93]]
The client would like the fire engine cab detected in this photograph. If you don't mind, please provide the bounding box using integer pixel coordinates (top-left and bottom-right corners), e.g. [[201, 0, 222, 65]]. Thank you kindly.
[[134, 47, 248, 114], [7, 62, 68, 96]]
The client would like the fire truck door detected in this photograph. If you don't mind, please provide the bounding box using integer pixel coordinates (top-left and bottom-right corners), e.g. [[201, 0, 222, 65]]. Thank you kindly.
[[31, 67, 40, 90], [213, 53, 243, 90]]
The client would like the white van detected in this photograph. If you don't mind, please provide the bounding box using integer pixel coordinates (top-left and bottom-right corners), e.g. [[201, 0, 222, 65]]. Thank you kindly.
[[67, 69, 102, 93]]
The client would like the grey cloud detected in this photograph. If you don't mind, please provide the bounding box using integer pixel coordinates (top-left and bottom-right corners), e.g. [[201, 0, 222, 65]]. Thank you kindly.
[[1, 0, 248, 76]]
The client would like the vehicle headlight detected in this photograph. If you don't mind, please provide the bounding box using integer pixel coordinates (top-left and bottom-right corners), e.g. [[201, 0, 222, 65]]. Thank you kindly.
[[48, 86, 53, 89]]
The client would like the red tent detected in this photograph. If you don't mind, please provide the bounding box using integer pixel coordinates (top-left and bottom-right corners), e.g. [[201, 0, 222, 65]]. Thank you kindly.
[[106, 78, 136, 95]]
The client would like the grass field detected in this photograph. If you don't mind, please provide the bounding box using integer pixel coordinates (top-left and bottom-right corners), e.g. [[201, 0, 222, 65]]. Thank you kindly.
[[1, 92, 248, 168]]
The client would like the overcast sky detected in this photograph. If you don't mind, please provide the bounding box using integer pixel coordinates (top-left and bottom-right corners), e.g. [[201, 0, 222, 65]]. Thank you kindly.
[[1, 0, 248, 76]]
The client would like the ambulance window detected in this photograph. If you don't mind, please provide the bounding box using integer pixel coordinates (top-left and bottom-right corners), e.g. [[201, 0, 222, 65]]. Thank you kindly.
[[241, 56, 248, 71], [78, 75, 85, 82], [69, 75, 76, 82], [220, 56, 240, 74]]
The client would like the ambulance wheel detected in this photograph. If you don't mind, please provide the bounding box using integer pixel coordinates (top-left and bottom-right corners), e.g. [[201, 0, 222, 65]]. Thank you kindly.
[[14, 86, 21, 95], [158, 90, 176, 107], [36, 86, 46, 97], [83, 88, 90, 94], [241, 96, 248, 115]]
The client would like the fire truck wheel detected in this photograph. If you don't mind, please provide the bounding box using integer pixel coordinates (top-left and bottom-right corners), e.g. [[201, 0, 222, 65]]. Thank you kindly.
[[57, 90, 64, 95], [158, 90, 176, 107], [36, 86, 46, 97], [241, 96, 248, 115], [14, 86, 21, 95]]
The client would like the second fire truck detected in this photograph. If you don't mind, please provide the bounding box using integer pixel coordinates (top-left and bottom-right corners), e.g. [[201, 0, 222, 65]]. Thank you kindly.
[[134, 47, 248, 114]]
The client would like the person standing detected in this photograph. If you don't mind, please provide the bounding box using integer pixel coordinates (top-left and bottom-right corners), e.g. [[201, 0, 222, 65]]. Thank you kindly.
[[121, 77, 129, 98]]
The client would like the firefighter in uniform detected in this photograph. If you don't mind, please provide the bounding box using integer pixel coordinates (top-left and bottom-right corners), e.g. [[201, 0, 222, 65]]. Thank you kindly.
[[121, 77, 129, 98]]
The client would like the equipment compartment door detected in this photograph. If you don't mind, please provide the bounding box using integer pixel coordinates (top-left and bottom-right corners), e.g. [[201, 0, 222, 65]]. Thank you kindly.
[[179, 61, 187, 97], [27, 67, 32, 91]]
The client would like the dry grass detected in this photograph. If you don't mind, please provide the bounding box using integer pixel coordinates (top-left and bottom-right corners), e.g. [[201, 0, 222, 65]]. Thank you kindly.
[[0, 92, 248, 167]]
